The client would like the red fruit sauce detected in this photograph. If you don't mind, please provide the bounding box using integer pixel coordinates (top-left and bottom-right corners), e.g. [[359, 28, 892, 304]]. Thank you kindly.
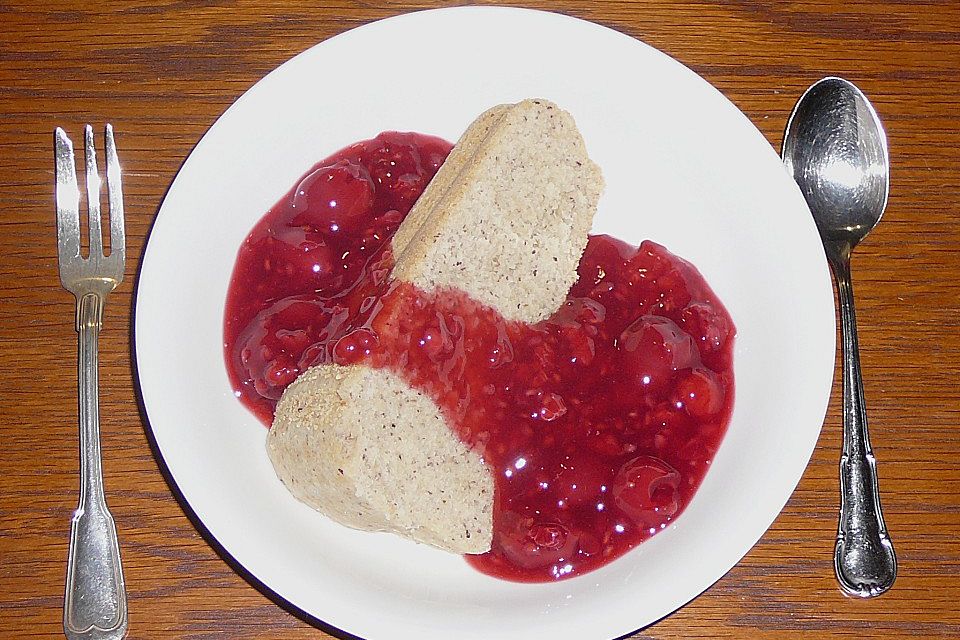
[[224, 132, 735, 582]]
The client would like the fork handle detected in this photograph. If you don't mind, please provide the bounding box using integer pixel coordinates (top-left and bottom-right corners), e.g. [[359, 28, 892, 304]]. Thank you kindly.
[[64, 292, 127, 640]]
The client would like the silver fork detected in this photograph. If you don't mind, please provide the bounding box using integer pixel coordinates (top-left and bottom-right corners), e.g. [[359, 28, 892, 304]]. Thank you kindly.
[[55, 125, 128, 640]]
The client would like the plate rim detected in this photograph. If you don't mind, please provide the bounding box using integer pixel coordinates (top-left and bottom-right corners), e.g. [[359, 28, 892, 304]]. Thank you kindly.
[[134, 6, 836, 639]]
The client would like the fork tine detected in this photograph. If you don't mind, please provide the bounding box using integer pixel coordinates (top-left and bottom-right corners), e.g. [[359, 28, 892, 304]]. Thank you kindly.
[[55, 127, 81, 265], [84, 124, 103, 258], [104, 124, 125, 267]]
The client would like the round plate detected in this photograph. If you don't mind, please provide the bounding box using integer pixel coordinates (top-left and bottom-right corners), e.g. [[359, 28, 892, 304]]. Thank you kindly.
[[135, 7, 834, 639]]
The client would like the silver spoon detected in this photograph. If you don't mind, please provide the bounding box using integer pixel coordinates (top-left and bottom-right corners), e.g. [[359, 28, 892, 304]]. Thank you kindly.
[[782, 76, 896, 597]]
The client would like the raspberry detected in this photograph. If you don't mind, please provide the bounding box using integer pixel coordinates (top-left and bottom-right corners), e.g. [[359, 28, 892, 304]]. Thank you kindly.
[[680, 302, 733, 365], [612, 455, 682, 529], [618, 315, 698, 394], [366, 140, 427, 208], [672, 368, 725, 420], [332, 328, 380, 365], [263, 356, 299, 388], [290, 159, 374, 235], [495, 511, 578, 570]]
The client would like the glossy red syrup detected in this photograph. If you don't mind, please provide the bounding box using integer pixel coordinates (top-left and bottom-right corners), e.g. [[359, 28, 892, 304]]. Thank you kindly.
[[224, 132, 735, 582]]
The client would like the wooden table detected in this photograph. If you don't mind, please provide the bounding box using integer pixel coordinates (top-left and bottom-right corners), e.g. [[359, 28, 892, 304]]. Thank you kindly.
[[2, 1, 958, 638]]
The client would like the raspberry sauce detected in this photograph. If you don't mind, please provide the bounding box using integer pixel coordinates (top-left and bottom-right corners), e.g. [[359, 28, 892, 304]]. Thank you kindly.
[[224, 132, 735, 582]]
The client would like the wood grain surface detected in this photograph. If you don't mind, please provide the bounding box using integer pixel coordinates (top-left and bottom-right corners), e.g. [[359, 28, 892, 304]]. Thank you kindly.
[[1, 1, 958, 638]]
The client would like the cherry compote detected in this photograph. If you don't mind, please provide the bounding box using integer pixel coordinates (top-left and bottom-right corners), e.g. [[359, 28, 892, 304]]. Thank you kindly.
[[224, 132, 735, 582]]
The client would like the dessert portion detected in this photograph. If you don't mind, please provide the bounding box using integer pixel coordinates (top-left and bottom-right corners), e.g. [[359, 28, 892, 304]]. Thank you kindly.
[[223, 100, 735, 582], [389, 100, 602, 323], [268, 99, 603, 554], [270, 365, 494, 553]]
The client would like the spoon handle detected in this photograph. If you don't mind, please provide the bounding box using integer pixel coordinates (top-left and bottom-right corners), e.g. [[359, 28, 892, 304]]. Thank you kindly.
[[830, 253, 896, 597]]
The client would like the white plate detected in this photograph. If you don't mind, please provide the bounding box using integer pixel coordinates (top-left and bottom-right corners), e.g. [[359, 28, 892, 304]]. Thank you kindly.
[[135, 7, 835, 639]]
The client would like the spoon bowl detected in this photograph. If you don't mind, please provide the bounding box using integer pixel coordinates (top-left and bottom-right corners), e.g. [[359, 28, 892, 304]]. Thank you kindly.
[[782, 76, 897, 598], [783, 77, 889, 249]]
